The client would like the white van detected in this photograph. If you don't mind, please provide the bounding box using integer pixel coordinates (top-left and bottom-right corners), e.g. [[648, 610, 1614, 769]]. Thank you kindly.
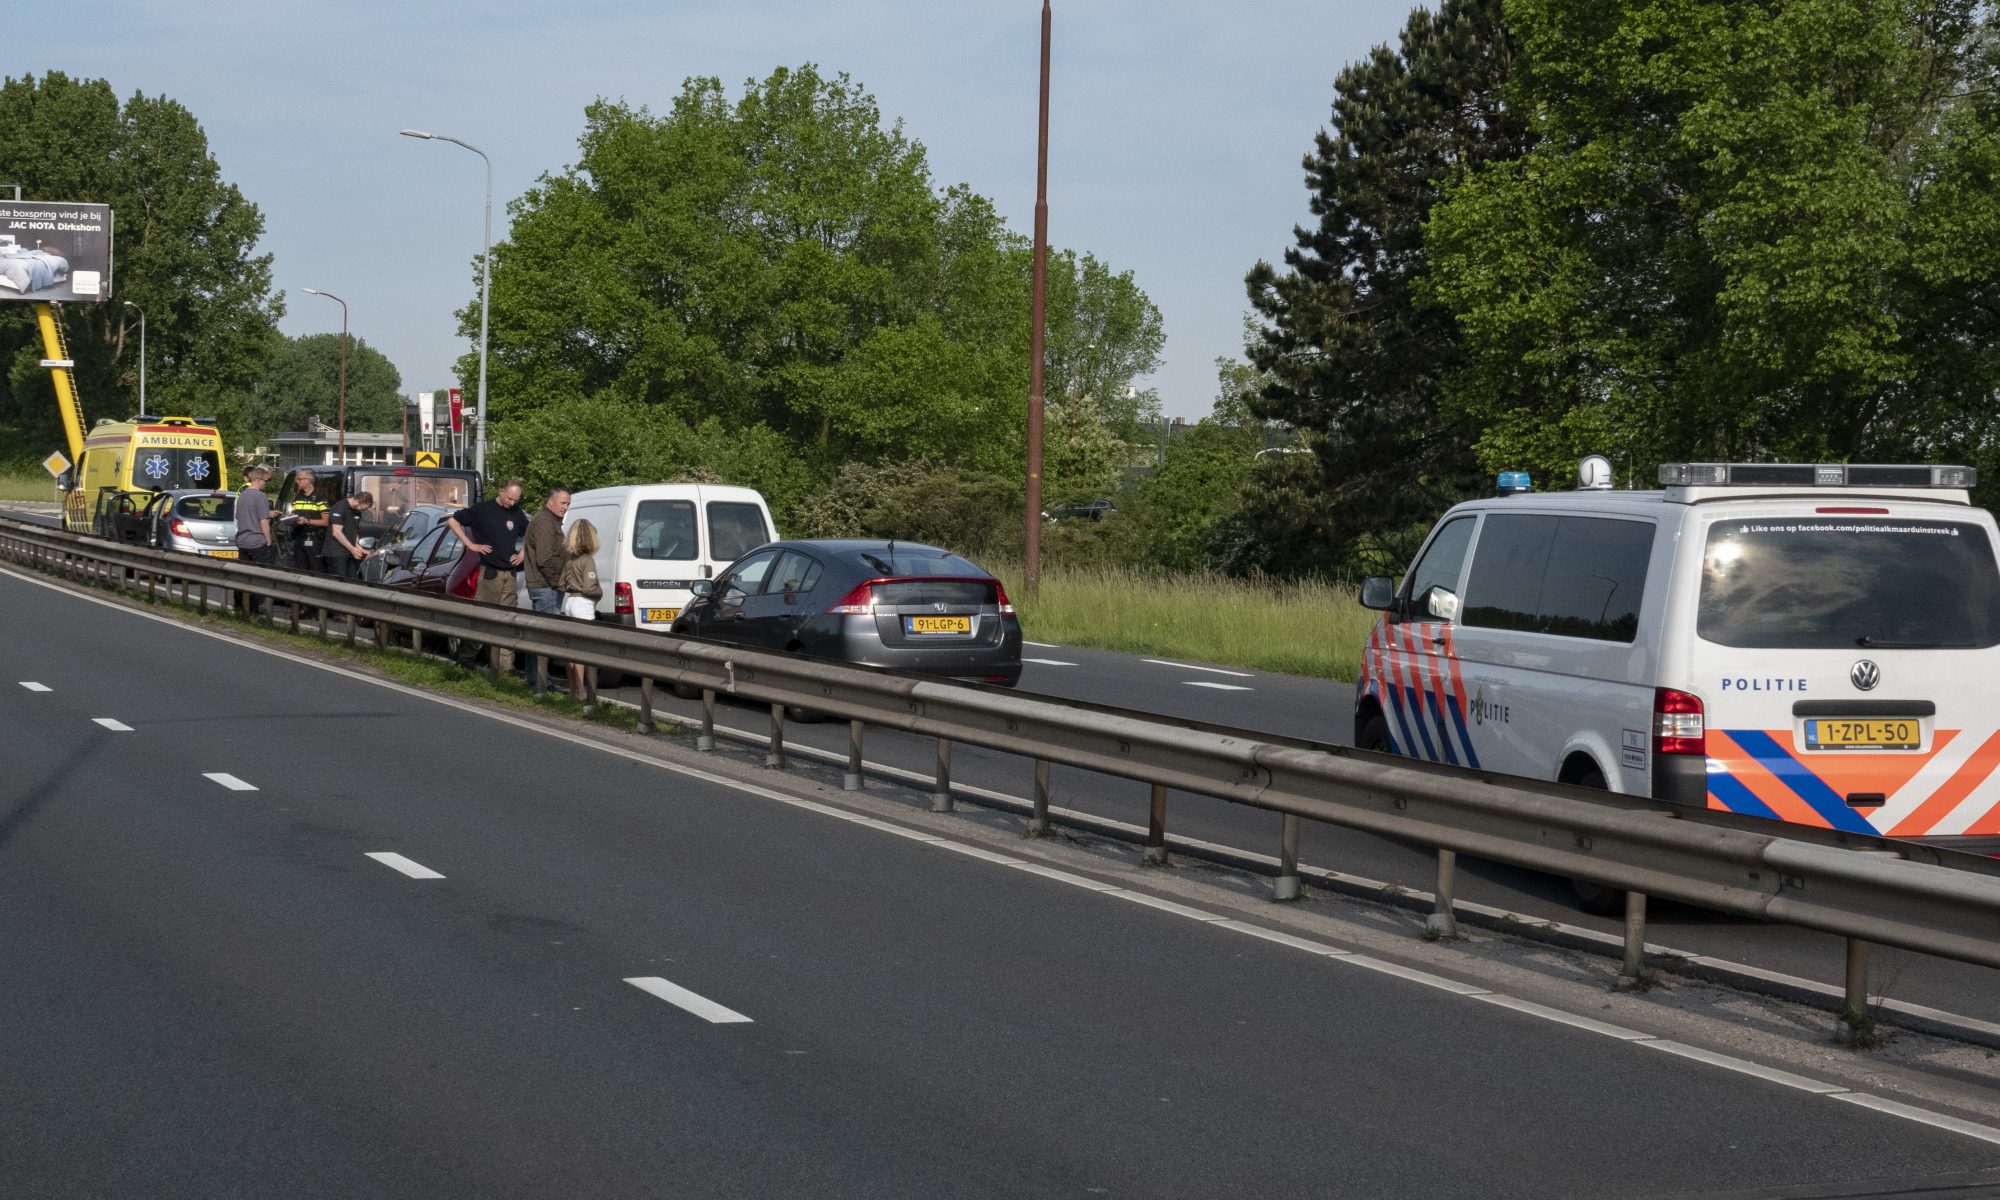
[[1357, 459, 2000, 903], [564, 483, 778, 631]]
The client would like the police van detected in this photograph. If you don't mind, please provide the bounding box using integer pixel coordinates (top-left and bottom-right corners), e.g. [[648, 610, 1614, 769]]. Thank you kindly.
[[1356, 458, 2000, 905]]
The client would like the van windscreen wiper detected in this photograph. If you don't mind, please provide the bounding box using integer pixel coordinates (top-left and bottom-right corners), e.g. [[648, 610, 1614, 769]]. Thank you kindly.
[[1856, 635, 1978, 649]]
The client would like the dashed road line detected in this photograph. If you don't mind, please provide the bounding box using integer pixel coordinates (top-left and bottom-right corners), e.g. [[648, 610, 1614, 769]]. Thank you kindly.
[[18, 681, 50, 692], [1023, 657, 1076, 667], [92, 717, 133, 731], [624, 977, 754, 1024], [1144, 658, 1253, 677], [366, 852, 446, 880], [202, 772, 258, 792], [1023, 640, 1061, 648], [1185, 681, 1252, 692]]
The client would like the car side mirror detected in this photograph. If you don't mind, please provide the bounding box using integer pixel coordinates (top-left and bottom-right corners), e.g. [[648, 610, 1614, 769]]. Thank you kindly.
[[359, 537, 378, 551], [690, 579, 715, 599], [1359, 576, 1395, 610]]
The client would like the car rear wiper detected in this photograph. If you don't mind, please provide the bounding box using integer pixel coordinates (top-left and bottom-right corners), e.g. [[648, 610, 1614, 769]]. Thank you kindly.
[[1856, 635, 1978, 649]]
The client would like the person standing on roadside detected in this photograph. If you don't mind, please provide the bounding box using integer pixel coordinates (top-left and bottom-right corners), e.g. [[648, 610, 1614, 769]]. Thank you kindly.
[[319, 490, 375, 581], [558, 519, 604, 701], [444, 478, 529, 673], [232, 465, 276, 618], [285, 468, 330, 572], [522, 485, 571, 691]]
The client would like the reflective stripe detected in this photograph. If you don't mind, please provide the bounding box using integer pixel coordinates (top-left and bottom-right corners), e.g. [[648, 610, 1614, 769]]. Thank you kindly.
[[1707, 767, 1782, 822], [1729, 730, 1877, 835]]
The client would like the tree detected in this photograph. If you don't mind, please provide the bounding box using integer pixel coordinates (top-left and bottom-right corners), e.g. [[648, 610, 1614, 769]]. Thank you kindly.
[[250, 332, 406, 441], [1423, 0, 2000, 494], [1243, 0, 1528, 576], [0, 72, 280, 461]]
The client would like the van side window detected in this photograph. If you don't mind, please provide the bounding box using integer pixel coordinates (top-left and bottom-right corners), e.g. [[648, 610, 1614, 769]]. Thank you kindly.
[[1463, 514, 1652, 642], [1398, 516, 1475, 622], [633, 500, 698, 561]]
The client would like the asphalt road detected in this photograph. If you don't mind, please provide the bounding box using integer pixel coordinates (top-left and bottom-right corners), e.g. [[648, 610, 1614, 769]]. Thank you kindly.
[[7, 564, 2000, 1196]]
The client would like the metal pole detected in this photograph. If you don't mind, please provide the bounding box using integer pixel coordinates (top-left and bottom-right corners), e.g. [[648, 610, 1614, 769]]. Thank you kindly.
[[124, 302, 146, 413], [767, 703, 786, 768], [1839, 938, 1873, 1043], [303, 290, 349, 462], [1618, 890, 1648, 986], [1425, 848, 1458, 936], [932, 738, 954, 812], [1030, 758, 1050, 836], [1275, 813, 1302, 901], [400, 129, 493, 478], [698, 689, 716, 751], [1023, 0, 1051, 595], [845, 720, 865, 791], [1144, 784, 1168, 865], [637, 677, 655, 734]]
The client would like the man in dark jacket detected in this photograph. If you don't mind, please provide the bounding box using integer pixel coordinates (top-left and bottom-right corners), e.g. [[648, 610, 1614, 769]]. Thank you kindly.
[[522, 486, 570, 691], [444, 479, 529, 673]]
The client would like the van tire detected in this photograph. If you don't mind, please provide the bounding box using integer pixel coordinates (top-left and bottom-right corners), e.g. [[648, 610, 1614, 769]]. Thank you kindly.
[[671, 681, 702, 700], [1565, 764, 1628, 916], [1358, 711, 1390, 754]]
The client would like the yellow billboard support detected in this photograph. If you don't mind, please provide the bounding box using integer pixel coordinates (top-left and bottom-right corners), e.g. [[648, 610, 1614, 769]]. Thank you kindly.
[[35, 302, 86, 465]]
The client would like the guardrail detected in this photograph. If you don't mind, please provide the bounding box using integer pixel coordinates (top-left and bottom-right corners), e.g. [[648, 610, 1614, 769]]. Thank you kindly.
[[7, 513, 2000, 1039]]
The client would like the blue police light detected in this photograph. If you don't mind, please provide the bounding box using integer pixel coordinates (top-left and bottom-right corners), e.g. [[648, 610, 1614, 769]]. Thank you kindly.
[[1496, 471, 1533, 496]]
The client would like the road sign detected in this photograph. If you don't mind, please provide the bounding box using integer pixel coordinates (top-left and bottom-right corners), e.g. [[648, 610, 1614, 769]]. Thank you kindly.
[[448, 387, 463, 433], [418, 391, 435, 436], [41, 450, 69, 478], [412, 450, 441, 468]]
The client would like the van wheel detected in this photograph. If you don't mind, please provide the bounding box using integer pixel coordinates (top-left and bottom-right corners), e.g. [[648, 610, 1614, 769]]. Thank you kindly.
[[1565, 765, 1628, 916], [1358, 712, 1390, 753], [671, 681, 702, 700]]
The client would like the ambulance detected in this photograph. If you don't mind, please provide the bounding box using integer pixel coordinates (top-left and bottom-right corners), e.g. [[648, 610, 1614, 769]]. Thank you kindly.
[[64, 415, 229, 534], [1356, 458, 2000, 907]]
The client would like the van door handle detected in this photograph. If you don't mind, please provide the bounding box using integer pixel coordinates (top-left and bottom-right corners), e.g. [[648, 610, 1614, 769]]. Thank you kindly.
[[1430, 635, 1446, 647]]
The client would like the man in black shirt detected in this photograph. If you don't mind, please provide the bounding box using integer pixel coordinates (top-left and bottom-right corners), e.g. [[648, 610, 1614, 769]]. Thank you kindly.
[[319, 490, 376, 580], [445, 479, 528, 672]]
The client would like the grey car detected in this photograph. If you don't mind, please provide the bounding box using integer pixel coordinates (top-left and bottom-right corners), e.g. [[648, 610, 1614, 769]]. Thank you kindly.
[[102, 489, 238, 557], [671, 539, 1023, 686]]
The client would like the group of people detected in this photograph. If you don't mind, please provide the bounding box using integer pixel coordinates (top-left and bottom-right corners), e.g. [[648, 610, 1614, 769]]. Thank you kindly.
[[232, 469, 604, 703]]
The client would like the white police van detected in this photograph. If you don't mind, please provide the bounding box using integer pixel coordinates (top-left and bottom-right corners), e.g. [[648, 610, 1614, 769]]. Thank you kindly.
[[1357, 458, 2000, 907]]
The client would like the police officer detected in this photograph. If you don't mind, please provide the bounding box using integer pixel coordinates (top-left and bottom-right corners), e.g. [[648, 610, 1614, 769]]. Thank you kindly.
[[286, 468, 331, 572]]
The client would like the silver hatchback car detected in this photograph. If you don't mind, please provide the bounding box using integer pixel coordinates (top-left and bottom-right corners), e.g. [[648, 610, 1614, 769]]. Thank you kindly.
[[149, 490, 238, 557]]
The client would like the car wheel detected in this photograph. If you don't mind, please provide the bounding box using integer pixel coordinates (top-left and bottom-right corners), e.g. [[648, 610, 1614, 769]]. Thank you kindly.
[[671, 681, 703, 700], [1358, 711, 1391, 753], [1565, 764, 1627, 916]]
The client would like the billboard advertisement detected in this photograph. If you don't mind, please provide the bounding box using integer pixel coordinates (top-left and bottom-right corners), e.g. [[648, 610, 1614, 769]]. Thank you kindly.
[[448, 387, 463, 432], [0, 200, 112, 302], [418, 391, 435, 437]]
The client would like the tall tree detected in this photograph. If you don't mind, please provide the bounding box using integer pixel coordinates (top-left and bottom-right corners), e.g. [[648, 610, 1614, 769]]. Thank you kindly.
[[1424, 0, 2000, 492], [0, 72, 281, 460], [1244, 0, 1529, 575], [250, 332, 407, 441]]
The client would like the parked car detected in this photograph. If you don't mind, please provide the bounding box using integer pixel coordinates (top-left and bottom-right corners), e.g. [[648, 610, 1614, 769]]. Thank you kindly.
[[1048, 498, 1118, 521], [564, 483, 778, 634], [274, 464, 481, 548], [671, 539, 1023, 687], [375, 523, 479, 601], [100, 488, 238, 557], [364, 504, 456, 583]]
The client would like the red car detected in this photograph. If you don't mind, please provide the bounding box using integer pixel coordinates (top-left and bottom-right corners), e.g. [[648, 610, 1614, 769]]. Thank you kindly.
[[375, 523, 480, 600]]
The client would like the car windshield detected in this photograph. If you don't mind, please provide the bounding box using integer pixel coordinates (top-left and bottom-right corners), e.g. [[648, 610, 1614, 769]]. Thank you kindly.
[[855, 547, 987, 578], [1699, 517, 2000, 648], [360, 473, 472, 517], [174, 494, 233, 521]]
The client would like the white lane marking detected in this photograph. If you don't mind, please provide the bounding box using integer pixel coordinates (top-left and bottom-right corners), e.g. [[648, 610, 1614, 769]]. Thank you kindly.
[[1109, 891, 1230, 923], [624, 976, 753, 1024], [20, 562, 2000, 1147], [92, 717, 133, 731], [366, 852, 445, 880], [1641, 1039, 1846, 1094], [1023, 640, 1061, 648], [203, 772, 258, 792], [1213, 919, 1352, 957], [1023, 657, 1077, 667], [18, 681, 50, 692], [1834, 1093, 2000, 1145], [1185, 681, 1252, 692], [1336, 954, 1492, 996], [932, 840, 1026, 866], [1144, 658, 1252, 677], [1472, 993, 1652, 1041], [1010, 862, 1121, 892]]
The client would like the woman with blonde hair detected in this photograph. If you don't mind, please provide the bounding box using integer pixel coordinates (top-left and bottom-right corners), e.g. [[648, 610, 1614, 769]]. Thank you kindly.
[[557, 519, 604, 700]]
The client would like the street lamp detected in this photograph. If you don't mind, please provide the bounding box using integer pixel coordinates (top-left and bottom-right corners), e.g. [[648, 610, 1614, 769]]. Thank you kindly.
[[122, 301, 146, 414], [401, 127, 492, 479], [302, 288, 349, 462]]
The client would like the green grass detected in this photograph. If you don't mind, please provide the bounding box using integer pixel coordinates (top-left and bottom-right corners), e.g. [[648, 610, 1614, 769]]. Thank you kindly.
[[0, 470, 61, 503], [989, 561, 1376, 682]]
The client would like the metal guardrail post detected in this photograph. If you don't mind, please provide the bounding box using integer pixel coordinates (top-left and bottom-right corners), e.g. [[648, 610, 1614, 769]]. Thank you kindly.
[[1144, 785, 1169, 866], [637, 678, 655, 734], [766, 703, 786, 768], [844, 720, 864, 791], [932, 738, 954, 812], [1425, 849, 1458, 936], [1839, 938, 1873, 1043], [288, 598, 301, 634], [1275, 813, 1302, 901], [1617, 891, 1648, 987], [698, 689, 716, 751], [345, 612, 357, 646], [584, 666, 598, 714], [1030, 759, 1051, 836]]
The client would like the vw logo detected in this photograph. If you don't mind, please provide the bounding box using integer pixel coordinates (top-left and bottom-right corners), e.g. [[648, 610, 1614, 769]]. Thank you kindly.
[[933, 601, 948, 612], [1850, 660, 1881, 691]]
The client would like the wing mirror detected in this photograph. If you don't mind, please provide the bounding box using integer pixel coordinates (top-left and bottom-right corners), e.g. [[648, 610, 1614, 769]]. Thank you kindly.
[[1359, 576, 1395, 610], [689, 579, 715, 599], [359, 537, 378, 551]]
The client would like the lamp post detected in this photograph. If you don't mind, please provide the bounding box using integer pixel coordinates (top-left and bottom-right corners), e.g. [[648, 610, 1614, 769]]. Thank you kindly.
[[1024, 0, 1053, 595], [122, 301, 146, 413], [302, 288, 349, 462], [401, 127, 492, 479]]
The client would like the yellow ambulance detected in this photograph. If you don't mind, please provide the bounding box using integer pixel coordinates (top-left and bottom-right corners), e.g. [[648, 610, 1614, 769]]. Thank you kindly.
[[64, 415, 229, 534]]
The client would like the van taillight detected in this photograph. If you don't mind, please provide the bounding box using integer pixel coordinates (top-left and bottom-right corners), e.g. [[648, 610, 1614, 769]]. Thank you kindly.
[[993, 581, 1014, 614], [829, 582, 879, 614], [615, 582, 633, 615], [1654, 688, 1705, 756]]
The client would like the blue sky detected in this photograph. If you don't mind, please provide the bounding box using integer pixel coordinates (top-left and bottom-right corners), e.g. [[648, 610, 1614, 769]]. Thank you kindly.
[[39, 1, 1421, 419]]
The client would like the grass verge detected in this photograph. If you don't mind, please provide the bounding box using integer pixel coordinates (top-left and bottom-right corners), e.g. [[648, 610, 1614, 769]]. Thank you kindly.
[[987, 561, 1375, 682], [0, 470, 60, 503]]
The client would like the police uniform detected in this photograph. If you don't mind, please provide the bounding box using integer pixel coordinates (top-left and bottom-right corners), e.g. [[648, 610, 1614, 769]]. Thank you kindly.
[[288, 485, 330, 572]]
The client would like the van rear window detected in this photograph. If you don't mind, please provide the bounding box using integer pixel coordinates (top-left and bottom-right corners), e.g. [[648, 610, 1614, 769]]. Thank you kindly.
[[360, 473, 471, 515], [707, 502, 770, 561], [634, 500, 698, 561], [1699, 518, 2000, 649]]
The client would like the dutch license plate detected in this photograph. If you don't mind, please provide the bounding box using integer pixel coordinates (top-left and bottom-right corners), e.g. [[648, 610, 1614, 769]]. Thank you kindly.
[[906, 615, 971, 635], [1806, 718, 1920, 751], [644, 607, 679, 623], [210, 549, 238, 559]]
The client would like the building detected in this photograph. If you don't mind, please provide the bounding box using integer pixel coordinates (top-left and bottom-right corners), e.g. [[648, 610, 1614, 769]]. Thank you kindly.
[[269, 417, 407, 472]]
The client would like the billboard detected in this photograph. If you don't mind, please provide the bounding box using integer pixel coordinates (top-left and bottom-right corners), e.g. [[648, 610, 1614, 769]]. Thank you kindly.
[[0, 200, 112, 302], [449, 387, 463, 432], [418, 391, 435, 436]]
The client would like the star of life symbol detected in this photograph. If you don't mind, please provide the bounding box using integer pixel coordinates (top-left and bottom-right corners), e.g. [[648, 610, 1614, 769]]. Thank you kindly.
[[143, 453, 171, 480], [185, 457, 211, 481]]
